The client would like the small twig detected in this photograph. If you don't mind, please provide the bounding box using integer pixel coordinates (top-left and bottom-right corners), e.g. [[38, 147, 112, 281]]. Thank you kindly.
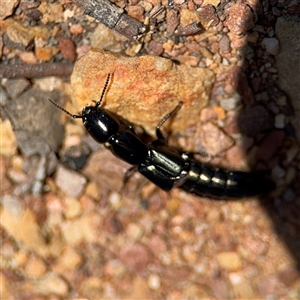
[[0, 62, 74, 79], [72, 0, 147, 40]]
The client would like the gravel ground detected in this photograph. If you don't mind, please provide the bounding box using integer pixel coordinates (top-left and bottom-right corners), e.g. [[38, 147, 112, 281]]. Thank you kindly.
[[1, 0, 300, 299]]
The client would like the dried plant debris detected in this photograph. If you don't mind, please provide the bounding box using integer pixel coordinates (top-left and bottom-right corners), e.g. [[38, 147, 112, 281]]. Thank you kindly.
[[72, 0, 147, 40], [0, 62, 74, 78], [1, 0, 300, 299]]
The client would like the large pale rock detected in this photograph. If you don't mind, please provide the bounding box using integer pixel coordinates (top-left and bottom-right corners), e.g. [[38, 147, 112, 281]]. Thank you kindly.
[[71, 49, 214, 134]]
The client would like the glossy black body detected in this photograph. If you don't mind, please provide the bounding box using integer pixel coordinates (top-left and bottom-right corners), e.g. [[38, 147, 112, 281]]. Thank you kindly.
[[78, 104, 275, 199]]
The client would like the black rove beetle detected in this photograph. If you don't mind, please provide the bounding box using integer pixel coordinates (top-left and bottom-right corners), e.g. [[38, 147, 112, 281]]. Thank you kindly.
[[48, 74, 275, 199]]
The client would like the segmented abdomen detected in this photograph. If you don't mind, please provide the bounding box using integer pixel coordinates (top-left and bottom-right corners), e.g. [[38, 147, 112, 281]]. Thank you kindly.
[[180, 161, 275, 198]]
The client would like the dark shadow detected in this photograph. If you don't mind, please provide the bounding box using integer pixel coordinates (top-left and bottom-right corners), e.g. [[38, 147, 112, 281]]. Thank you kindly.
[[234, 2, 300, 271]]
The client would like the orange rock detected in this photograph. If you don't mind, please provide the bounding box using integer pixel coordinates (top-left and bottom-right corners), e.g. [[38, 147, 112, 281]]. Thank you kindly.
[[71, 49, 214, 134], [212, 104, 226, 120], [35, 46, 58, 61]]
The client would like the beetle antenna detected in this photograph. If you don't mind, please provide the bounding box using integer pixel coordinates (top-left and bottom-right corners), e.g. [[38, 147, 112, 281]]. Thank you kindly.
[[48, 98, 82, 119], [95, 73, 111, 109]]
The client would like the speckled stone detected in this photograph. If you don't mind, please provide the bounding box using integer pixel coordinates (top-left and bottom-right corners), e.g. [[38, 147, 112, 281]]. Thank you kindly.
[[71, 49, 214, 135]]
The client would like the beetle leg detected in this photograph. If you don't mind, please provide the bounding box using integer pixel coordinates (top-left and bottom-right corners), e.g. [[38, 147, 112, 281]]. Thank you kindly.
[[155, 102, 183, 140]]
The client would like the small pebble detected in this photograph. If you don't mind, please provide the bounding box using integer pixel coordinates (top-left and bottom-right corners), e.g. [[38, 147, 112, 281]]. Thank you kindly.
[[63, 196, 82, 219], [219, 35, 231, 53], [257, 276, 278, 297], [272, 7, 281, 16], [262, 37, 279, 55], [126, 223, 144, 241], [90, 24, 124, 52], [216, 251, 243, 271], [212, 278, 231, 299], [5, 78, 30, 98], [7, 169, 27, 184], [24, 255, 47, 279], [34, 273, 69, 296], [220, 94, 241, 111], [127, 5, 145, 22], [11, 156, 24, 169], [108, 192, 122, 209], [58, 37, 76, 61], [6, 20, 34, 47], [0, 0, 18, 19], [104, 259, 126, 277], [231, 278, 255, 298], [63, 8, 75, 20], [200, 107, 217, 122], [39, 2, 64, 23], [85, 181, 101, 201], [18, 51, 38, 64], [147, 274, 161, 290], [119, 244, 150, 272], [55, 165, 87, 197], [69, 24, 84, 35], [278, 268, 300, 287], [61, 213, 98, 244], [182, 245, 197, 263], [212, 105, 226, 119], [58, 246, 83, 270], [226, 3, 255, 35], [148, 235, 167, 255]]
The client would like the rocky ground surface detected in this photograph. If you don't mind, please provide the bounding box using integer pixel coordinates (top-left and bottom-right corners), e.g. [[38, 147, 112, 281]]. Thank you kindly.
[[1, 0, 300, 298]]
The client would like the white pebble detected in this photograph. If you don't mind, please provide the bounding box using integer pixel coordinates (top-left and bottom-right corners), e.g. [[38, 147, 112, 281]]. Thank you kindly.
[[108, 192, 121, 209], [147, 274, 161, 290]]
